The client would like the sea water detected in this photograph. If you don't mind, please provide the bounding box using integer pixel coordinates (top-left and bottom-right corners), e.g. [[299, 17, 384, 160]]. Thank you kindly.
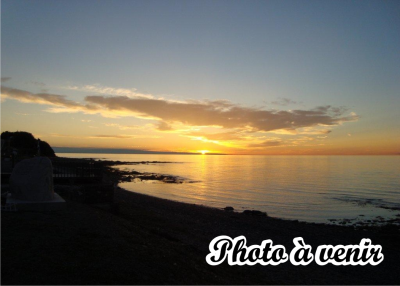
[[58, 154, 400, 224]]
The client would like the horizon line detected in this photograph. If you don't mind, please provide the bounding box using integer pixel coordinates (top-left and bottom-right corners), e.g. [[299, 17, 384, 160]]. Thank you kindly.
[[53, 147, 399, 156]]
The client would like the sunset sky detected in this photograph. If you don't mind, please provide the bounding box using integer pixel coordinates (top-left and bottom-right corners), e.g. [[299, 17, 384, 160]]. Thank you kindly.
[[1, 0, 399, 155]]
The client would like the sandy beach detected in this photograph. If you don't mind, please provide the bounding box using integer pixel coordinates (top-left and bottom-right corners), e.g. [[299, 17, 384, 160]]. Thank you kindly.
[[2, 186, 400, 285]]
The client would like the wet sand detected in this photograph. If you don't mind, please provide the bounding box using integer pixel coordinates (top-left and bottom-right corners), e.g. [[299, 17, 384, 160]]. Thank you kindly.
[[2, 186, 400, 285]]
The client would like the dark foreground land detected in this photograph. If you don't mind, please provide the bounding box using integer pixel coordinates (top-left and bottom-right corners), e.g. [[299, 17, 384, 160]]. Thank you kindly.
[[2, 187, 400, 285]]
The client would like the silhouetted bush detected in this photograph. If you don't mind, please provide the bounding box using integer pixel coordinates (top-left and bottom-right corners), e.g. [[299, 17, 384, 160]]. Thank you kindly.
[[1, 131, 56, 158]]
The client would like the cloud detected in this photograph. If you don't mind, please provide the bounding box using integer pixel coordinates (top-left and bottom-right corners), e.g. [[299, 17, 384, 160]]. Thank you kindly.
[[289, 136, 316, 145], [1, 85, 358, 134], [48, 133, 83, 138], [1, 86, 82, 109], [1, 77, 11, 83], [247, 139, 283, 148], [48, 133, 159, 139], [91, 135, 133, 139], [184, 131, 244, 141], [89, 134, 161, 139], [270, 98, 299, 106], [285, 127, 332, 135], [30, 81, 46, 88], [66, 84, 154, 99], [84, 95, 358, 132], [1, 85, 116, 116], [104, 123, 145, 130], [156, 121, 174, 131]]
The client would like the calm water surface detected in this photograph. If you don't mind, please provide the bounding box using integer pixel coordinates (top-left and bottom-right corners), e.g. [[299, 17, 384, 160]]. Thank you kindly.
[[59, 154, 400, 224]]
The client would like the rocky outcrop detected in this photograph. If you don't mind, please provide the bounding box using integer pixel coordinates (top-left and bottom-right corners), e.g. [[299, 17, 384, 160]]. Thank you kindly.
[[242, 210, 267, 216]]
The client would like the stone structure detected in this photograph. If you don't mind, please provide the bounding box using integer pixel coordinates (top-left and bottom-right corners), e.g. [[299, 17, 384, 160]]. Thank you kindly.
[[10, 157, 54, 201]]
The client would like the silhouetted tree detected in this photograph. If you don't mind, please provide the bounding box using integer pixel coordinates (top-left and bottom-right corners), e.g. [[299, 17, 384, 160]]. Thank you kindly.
[[1, 131, 56, 158]]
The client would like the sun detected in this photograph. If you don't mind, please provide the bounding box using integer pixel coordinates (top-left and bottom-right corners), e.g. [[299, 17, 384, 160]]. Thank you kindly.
[[200, 150, 209, 155]]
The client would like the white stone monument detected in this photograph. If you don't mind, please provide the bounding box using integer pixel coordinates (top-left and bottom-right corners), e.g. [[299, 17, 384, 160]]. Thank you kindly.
[[8, 157, 65, 211]]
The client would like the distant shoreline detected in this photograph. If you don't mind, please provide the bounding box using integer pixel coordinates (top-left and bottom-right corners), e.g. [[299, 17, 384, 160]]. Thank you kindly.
[[54, 147, 199, 155], [54, 148, 399, 156]]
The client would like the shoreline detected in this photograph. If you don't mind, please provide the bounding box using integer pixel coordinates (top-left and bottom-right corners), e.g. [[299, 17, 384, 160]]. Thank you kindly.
[[2, 156, 400, 284], [3, 185, 400, 284], [100, 158, 400, 227], [57, 156, 400, 227]]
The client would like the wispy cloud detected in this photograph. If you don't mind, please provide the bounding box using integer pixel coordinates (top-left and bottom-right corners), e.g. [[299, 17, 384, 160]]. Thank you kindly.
[[184, 131, 245, 141], [84, 95, 358, 132], [90, 135, 134, 139], [1, 77, 11, 83], [270, 98, 300, 106], [90, 134, 161, 139], [1, 85, 359, 140], [247, 139, 283, 148], [269, 127, 332, 135], [48, 133, 82, 138], [1, 85, 124, 117], [66, 84, 154, 99], [104, 123, 146, 130], [30, 81, 46, 88], [47, 133, 159, 139], [1, 86, 83, 109]]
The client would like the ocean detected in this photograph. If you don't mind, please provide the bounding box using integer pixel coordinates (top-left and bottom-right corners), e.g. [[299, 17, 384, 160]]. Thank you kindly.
[[58, 153, 400, 225]]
